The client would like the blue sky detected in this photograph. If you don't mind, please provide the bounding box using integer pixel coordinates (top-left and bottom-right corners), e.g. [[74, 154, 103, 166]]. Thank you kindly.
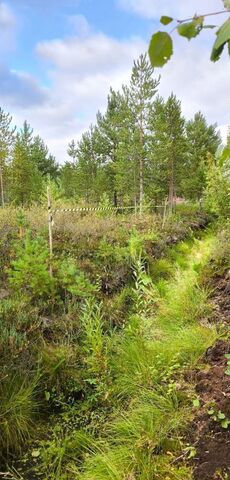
[[8, 1, 150, 73], [0, 0, 229, 162]]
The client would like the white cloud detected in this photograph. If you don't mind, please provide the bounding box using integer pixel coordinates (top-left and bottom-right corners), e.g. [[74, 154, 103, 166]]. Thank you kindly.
[[1, 9, 228, 165], [33, 22, 229, 162], [0, 2, 16, 51], [0, 2, 15, 28], [158, 37, 230, 128], [118, 0, 225, 20], [27, 30, 145, 161], [36, 33, 145, 74], [116, 0, 229, 130], [3, 28, 145, 162]]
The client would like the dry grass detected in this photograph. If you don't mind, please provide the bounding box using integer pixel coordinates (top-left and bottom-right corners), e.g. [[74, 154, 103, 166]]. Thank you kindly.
[[0, 206, 160, 242], [53, 211, 160, 241]]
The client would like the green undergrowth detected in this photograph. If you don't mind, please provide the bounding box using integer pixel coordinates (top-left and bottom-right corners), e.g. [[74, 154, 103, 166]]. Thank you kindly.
[[14, 231, 216, 480], [71, 235, 216, 480], [0, 209, 218, 479]]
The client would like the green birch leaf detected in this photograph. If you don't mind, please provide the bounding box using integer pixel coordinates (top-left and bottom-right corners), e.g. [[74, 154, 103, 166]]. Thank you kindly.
[[211, 42, 225, 61], [160, 16, 173, 25], [177, 18, 203, 40], [211, 18, 230, 61], [148, 32, 173, 67]]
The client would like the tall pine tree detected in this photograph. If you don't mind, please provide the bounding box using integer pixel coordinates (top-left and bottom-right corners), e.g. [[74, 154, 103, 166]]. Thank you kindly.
[[0, 108, 16, 206], [10, 122, 43, 205], [183, 112, 221, 198], [128, 54, 160, 210], [31, 135, 59, 180], [150, 94, 186, 209]]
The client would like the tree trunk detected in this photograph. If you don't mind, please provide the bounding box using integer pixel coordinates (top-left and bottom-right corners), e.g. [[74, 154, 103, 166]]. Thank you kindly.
[[113, 190, 118, 207], [139, 127, 144, 214], [168, 153, 174, 214], [0, 167, 5, 207]]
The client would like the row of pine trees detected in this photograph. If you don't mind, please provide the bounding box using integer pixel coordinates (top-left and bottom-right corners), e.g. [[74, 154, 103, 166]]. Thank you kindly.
[[0, 54, 224, 207]]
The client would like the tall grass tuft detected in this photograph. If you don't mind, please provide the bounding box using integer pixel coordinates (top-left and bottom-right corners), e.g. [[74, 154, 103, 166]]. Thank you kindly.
[[0, 374, 38, 455]]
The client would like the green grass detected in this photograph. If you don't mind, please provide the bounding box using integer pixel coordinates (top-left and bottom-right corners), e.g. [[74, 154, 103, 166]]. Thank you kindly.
[[0, 375, 38, 455], [6, 229, 217, 479], [69, 232, 217, 480]]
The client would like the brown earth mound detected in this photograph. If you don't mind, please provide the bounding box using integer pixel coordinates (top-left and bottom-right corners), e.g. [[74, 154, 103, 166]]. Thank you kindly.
[[188, 269, 230, 480], [186, 271, 230, 480], [191, 340, 230, 480]]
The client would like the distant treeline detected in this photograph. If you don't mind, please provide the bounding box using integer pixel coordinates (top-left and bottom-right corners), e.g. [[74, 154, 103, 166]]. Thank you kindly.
[[0, 54, 226, 208]]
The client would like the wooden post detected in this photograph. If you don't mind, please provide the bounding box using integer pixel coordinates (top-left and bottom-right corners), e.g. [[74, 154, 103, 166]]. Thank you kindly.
[[47, 185, 53, 277], [0, 166, 5, 207]]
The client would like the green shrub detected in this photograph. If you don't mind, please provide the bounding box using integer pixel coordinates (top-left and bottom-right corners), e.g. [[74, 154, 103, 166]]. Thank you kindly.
[[128, 230, 144, 261], [97, 239, 128, 265], [7, 234, 97, 304], [204, 154, 230, 218], [8, 233, 54, 299], [56, 258, 98, 299]]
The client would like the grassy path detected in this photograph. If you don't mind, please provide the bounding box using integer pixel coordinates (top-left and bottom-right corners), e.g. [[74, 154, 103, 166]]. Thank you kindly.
[[16, 230, 218, 480], [65, 232, 218, 480]]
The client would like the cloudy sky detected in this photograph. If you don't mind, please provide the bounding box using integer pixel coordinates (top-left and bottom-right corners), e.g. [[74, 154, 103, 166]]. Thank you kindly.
[[0, 0, 229, 162]]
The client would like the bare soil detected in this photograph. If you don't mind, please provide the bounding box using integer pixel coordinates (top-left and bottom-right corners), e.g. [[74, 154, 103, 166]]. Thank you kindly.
[[188, 271, 230, 480]]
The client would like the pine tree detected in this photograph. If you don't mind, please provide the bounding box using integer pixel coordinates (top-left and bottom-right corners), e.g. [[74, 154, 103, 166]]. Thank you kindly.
[[0, 108, 16, 206], [114, 89, 139, 205], [31, 136, 59, 180], [150, 94, 186, 209], [183, 112, 221, 199], [10, 122, 43, 205], [67, 139, 77, 161], [63, 127, 102, 202], [60, 140, 78, 198], [96, 88, 129, 206], [76, 125, 101, 202], [128, 54, 160, 211], [60, 162, 78, 199]]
